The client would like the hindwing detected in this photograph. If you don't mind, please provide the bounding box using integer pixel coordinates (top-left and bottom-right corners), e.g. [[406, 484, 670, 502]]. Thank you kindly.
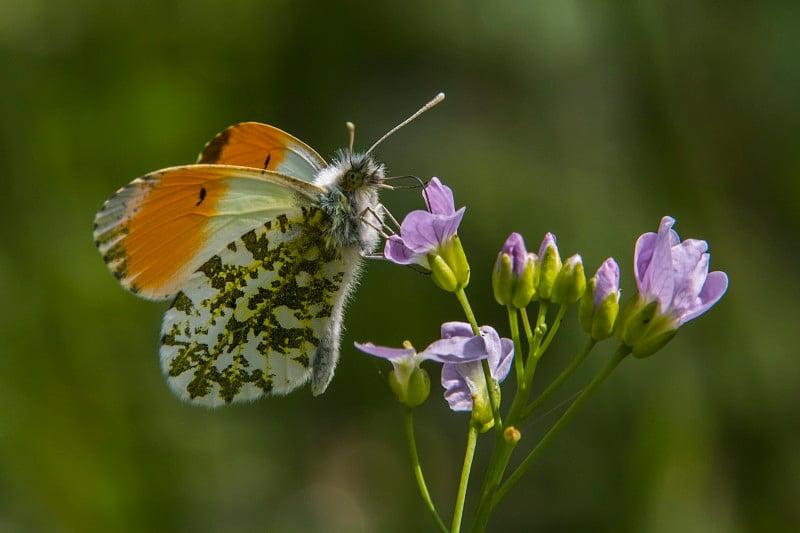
[[159, 206, 353, 406]]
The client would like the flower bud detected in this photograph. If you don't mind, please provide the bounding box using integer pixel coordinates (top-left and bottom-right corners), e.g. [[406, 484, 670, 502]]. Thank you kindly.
[[512, 255, 537, 309], [493, 233, 537, 308], [492, 253, 513, 305], [579, 258, 620, 340], [536, 233, 561, 300], [551, 254, 586, 304], [504, 426, 521, 444]]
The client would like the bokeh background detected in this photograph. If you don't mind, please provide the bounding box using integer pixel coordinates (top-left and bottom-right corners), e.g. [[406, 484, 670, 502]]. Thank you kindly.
[[1, 1, 797, 531]]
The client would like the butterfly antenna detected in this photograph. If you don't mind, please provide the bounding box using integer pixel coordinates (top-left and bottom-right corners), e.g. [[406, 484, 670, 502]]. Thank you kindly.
[[366, 92, 445, 155], [346, 121, 356, 166]]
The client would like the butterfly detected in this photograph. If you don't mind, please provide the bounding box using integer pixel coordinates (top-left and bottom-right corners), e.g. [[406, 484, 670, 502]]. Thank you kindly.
[[93, 93, 445, 407]]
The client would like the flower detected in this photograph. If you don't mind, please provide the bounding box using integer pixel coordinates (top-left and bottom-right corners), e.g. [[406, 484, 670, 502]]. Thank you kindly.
[[579, 258, 621, 340], [383, 178, 469, 291], [355, 324, 493, 407], [492, 233, 537, 308], [618, 216, 729, 357], [440, 322, 514, 431]]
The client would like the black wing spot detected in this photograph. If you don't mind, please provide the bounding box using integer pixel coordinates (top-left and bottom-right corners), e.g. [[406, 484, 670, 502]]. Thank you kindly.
[[196, 187, 207, 206], [264, 153, 271, 170]]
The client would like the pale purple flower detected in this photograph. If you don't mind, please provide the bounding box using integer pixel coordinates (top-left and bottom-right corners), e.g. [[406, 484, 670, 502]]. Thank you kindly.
[[384, 177, 466, 268], [593, 258, 620, 308], [440, 322, 514, 412], [634, 216, 728, 325], [355, 324, 492, 386]]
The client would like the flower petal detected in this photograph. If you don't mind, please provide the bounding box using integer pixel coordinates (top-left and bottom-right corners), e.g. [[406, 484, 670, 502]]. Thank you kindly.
[[441, 363, 475, 411], [640, 216, 677, 309], [440, 321, 474, 339], [384, 235, 426, 267], [353, 342, 416, 360], [399, 209, 465, 253], [423, 177, 456, 215], [678, 270, 729, 324], [668, 238, 710, 317], [422, 335, 487, 363], [492, 338, 515, 382]]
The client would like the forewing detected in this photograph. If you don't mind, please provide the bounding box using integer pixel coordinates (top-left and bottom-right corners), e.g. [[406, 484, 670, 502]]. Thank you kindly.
[[159, 207, 349, 406], [198, 122, 327, 181], [93, 164, 325, 300]]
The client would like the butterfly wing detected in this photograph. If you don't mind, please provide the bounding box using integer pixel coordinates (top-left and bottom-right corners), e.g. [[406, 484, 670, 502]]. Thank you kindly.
[[93, 164, 325, 300], [197, 122, 327, 181], [159, 206, 360, 405]]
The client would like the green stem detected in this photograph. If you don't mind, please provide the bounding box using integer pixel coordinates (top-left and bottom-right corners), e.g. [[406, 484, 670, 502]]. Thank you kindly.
[[452, 425, 479, 533], [507, 307, 525, 393], [404, 409, 449, 533], [492, 345, 631, 507], [534, 304, 567, 358], [454, 288, 480, 335], [520, 338, 597, 421], [470, 432, 516, 533], [519, 307, 535, 351], [522, 302, 549, 388]]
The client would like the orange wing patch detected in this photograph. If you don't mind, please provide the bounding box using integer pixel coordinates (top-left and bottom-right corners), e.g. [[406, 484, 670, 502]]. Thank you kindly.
[[198, 122, 326, 180], [95, 167, 229, 299]]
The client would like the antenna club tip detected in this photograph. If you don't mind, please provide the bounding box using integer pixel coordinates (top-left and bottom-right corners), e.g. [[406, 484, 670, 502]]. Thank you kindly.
[[346, 121, 355, 129], [435, 92, 446, 101]]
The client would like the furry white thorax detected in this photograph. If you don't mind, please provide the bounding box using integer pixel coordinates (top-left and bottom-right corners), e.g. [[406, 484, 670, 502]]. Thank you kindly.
[[313, 150, 385, 254]]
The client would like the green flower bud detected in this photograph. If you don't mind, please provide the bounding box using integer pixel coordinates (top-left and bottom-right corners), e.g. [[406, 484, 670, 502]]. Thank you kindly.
[[551, 254, 586, 304], [580, 258, 621, 340], [512, 255, 537, 309], [493, 233, 538, 309], [492, 253, 514, 306], [536, 233, 562, 300]]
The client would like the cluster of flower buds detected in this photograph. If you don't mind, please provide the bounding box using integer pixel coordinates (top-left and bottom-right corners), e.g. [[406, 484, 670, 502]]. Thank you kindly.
[[492, 232, 587, 308]]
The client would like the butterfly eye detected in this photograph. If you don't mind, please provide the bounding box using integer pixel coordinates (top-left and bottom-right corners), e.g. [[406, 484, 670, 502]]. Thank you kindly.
[[344, 170, 363, 190]]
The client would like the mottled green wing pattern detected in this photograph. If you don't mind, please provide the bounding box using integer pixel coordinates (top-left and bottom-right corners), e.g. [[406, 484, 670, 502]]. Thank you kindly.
[[159, 206, 350, 406]]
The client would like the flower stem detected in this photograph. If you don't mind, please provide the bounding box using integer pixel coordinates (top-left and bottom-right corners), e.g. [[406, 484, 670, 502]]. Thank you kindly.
[[507, 307, 525, 393], [534, 304, 567, 358], [470, 431, 516, 533], [520, 338, 596, 421], [404, 409, 449, 533], [452, 425, 479, 533], [454, 288, 480, 335], [491, 345, 631, 507], [519, 307, 535, 350]]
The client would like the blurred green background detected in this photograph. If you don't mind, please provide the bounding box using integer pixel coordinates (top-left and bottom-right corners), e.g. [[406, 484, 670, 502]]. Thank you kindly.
[[1, 1, 797, 531]]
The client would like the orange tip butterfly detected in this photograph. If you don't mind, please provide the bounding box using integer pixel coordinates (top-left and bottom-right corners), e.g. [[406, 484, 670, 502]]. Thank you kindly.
[[94, 93, 445, 406]]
